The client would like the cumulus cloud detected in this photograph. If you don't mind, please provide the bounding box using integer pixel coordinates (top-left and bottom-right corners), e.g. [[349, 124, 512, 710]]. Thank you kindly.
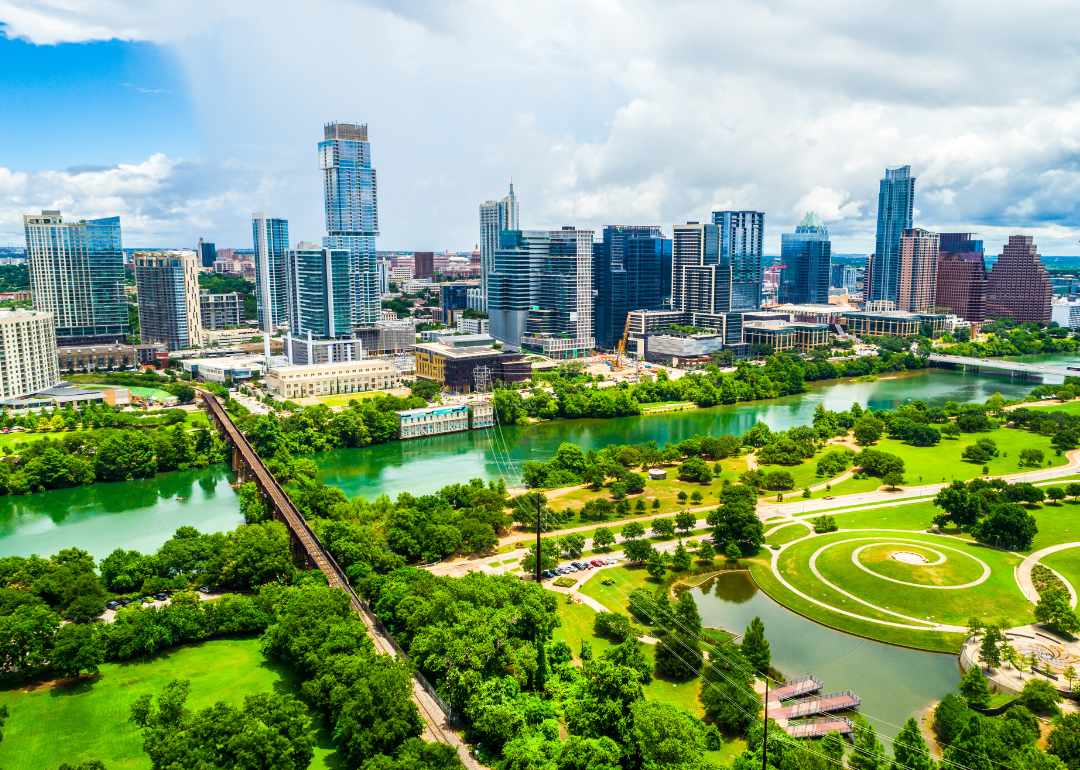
[[3, 0, 1080, 254]]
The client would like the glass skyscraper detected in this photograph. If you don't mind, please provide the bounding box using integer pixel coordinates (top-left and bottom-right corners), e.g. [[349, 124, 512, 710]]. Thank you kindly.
[[320, 122, 379, 329], [779, 212, 831, 305], [867, 165, 915, 306], [252, 213, 290, 333], [285, 242, 360, 364], [593, 225, 669, 349], [23, 210, 129, 344], [479, 183, 519, 310], [712, 211, 764, 310]]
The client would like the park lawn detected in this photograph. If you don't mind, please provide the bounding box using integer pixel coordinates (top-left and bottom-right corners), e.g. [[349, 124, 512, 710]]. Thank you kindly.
[[0, 637, 340, 770], [578, 565, 658, 616], [795, 500, 938, 532], [764, 523, 813, 547], [786, 530, 1034, 628], [314, 391, 393, 407], [1024, 500, 1080, 552], [1023, 400, 1080, 415], [553, 599, 619, 658], [1040, 547, 1080, 599]]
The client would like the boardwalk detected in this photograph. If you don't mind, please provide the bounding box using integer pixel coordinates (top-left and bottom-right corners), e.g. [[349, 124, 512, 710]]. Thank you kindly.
[[785, 717, 855, 739], [768, 675, 823, 701], [768, 691, 861, 719], [200, 391, 482, 769]]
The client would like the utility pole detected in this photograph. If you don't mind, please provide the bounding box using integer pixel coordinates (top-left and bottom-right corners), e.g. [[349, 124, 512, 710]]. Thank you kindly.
[[535, 493, 543, 582], [762, 680, 768, 770]]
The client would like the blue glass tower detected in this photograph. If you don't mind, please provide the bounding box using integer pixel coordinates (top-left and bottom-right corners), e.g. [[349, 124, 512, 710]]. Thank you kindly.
[[712, 211, 764, 310], [868, 165, 915, 306], [320, 122, 379, 329], [252, 213, 290, 333], [593, 225, 669, 348], [779, 212, 832, 305]]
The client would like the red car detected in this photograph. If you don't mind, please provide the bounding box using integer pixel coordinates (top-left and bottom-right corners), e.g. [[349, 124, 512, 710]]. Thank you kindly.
[[589, 559, 603, 567]]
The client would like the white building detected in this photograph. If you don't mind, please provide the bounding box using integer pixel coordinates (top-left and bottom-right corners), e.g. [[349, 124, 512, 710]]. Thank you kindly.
[[391, 264, 413, 284], [1052, 298, 1080, 330], [0, 309, 61, 400], [397, 404, 470, 439], [265, 359, 402, 399], [182, 355, 276, 384], [457, 316, 489, 335]]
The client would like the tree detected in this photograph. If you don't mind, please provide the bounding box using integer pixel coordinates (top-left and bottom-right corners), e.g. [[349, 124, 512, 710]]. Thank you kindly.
[[932, 482, 986, 531], [1067, 482, 1080, 501], [677, 457, 713, 483], [653, 631, 700, 679], [214, 521, 296, 590], [1020, 448, 1046, 467], [848, 716, 887, 770], [50, 622, 104, 680], [979, 626, 1002, 671], [521, 538, 560, 574], [893, 716, 937, 770], [700, 657, 760, 732], [651, 518, 676, 538], [957, 666, 992, 707], [854, 421, 882, 445], [238, 481, 269, 524], [674, 510, 696, 534], [1018, 677, 1063, 716], [593, 612, 640, 642], [622, 472, 646, 495], [1035, 589, 1080, 635], [858, 449, 905, 477], [725, 541, 741, 561], [0, 604, 61, 672], [592, 527, 616, 550], [1047, 712, 1080, 770], [646, 549, 667, 579], [671, 541, 692, 571], [883, 471, 904, 490], [695, 540, 715, 563], [622, 521, 645, 540], [971, 503, 1038, 550], [624, 540, 653, 563], [741, 616, 770, 674], [558, 532, 586, 559], [628, 700, 707, 769], [941, 421, 962, 439]]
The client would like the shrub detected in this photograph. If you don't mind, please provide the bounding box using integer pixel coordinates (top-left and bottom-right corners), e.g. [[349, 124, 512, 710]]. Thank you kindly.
[[762, 470, 794, 491], [812, 515, 838, 533], [593, 611, 640, 641]]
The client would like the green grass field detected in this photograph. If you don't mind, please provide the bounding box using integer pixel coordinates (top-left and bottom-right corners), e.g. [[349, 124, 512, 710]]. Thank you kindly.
[[314, 391, 396, 407], [0, 637, 340, 770], [764, 523, 813, 546], [1023, 400, 1080, 415]]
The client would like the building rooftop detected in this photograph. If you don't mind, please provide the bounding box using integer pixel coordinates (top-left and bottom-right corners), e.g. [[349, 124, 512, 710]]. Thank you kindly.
[[267, 359, 395, 375], [413, 339, 518, 359], [397, 404, 469, 418]]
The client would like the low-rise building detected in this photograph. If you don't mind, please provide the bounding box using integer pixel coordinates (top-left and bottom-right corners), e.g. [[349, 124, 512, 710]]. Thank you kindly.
[[201, 328, 259, 347], [182, 355, 276, 384], [58, 343, 135, 372], [265, 358, 402, 399], [1052, 298, 1080, 330], [397, 404, 470, 439], [841, 310, 947, 338], [743, 320, 831, 353], [413, 335, 531, 394], [645, 332, 726, 362], [457, 316, 489, 335], [469, 400, 494, 429]]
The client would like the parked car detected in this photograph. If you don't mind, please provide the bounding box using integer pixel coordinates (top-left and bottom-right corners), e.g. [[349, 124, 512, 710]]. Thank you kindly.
[[590, 559, 603, 567], [198, 586, 211, 594], [153, 592, 168, 601], [105, 600, 120, 610], [119, 598, 133, 607]]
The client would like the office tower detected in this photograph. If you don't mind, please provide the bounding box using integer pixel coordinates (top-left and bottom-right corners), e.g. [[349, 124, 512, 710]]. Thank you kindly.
[[414, 251, 435, 280], [479, 183, 519, 309], [935, 234, 987, 322], [712, 211, 764, 310], [829, 263, 858, 293], [896, 229, 940, 312], [440, 282, 477, 326], [488, 227, 594, 356], [23, 210, 129, 345], [779, 212, 832, 305], [197, 238, 217, 268], [320, 122, 380, 329], [0, 309, 60, 398], [376, 260, 390, 295], [284, 242, 361, 364], [134, 250, 204, 350], [252, 213, 290, 333], [987, 235, 1052, 323], [866, 165, 915, 306], [593, 225, 670, 348], [671, 222, 726, 314]]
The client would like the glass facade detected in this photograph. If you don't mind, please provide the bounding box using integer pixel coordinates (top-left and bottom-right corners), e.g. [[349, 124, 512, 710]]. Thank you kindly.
[[671, 223, 722, 314], [779, 212, 832, 305], [479, 184, 519, 310], [320, 122, 379, 328], [23, 211, 129, 343], [286, 244, 353, 340], [712, 211, 764, 310], [868, 165, 915, 305], [252, 213, 290, 333], [593, 225, 669, 348]]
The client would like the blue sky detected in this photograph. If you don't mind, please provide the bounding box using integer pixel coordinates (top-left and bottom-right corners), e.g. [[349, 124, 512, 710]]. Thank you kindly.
[[1, 1, 1079, 255]]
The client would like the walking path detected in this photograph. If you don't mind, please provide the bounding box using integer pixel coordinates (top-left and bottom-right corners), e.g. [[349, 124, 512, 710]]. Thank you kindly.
[[1016, 543, 1080, 607]]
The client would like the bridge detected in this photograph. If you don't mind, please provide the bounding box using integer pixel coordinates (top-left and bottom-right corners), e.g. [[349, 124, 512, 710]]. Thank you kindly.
[[199, 391, 479, 768], [768, 674, 823, 701], [768, 690, 861, 720], [784, 717, 855, 739], [930, 354, 1078, 380]]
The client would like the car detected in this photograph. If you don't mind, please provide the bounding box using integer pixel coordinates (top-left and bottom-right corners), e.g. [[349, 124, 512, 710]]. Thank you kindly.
[[198, 586, 211, 594], [119, 598, 133, 606], [154, 592, 168, 601], [105, 600, 120, 610], [590, 559, 602, 567], [129, 599, 143, 607]]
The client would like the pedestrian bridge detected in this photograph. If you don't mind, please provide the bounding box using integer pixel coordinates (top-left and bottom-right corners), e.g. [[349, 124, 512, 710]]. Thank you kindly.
[[930, 354, 1077, 379]]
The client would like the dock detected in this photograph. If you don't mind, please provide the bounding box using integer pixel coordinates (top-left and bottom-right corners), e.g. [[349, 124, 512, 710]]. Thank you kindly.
[[785, 717, 855, 739]]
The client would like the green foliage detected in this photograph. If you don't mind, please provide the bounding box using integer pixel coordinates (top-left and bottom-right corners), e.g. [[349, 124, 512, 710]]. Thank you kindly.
[[1018, 677, 1064, 716], [958, 665, 992, 707], [1047, 712, 1080, 770], [812, 515, 838, 533], [740, 616, 771, 674], [593, 611, 640, 642]]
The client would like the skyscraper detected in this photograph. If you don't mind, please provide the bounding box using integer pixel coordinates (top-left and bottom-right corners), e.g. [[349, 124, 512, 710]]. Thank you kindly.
[[987, 236, 1052, 323], [867, 165, 915, 307], [593, 225, 670, 348], [712, 211, 764, 310], [197, 238, 217, 268], [320, 122, 379, 329], [479, 183, 519, 309], [414, 251, 435, 281], [488, 227, 593, 357], [897, 228, 940, 312], [23, 210, 130, 345], [252, 213, 290, 333], [134, 250, 204, 350], [779, 212, 832, 305], [284, 242, 361, 364], [935, 234, 987, 322], [671, 223, 725, 314]]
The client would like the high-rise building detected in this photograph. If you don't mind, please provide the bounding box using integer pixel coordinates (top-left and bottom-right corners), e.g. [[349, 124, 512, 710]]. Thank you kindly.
[[440, 282, 478, 326], [712, 211, 764, 310], [671, 223, 725, 314], [829, 263, 859, 293], [593, 225, 670, 349], [987, 235, 1052, 323], [134, 250, 204, 351], [376, 260, 390, 295], [320, 122, 380, 329], [197, 238, 217, 268], [897, 228, 940, 312], [200, 290, 244, 330], [252, 213, 290, 333], [0, 309, 61, 398], [488, 227, 594, 357], [779, 212, 831, 305], [479, 183, 519, 310], [935, 234, 987, 322], [23, 210, 129, 345], [866, 165, 915, 306], [414, 251, 435, 280], [284, 241, 362, 364]]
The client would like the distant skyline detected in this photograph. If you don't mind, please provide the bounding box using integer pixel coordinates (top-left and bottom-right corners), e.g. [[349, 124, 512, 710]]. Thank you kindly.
[[2, 1, 1080, 256]]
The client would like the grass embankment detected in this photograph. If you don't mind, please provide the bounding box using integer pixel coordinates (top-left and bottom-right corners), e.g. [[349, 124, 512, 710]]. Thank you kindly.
[[0, 637, 339, 770]]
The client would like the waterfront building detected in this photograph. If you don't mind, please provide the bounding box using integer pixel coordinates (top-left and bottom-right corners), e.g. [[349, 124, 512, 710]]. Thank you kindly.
[[841, 310, 948, 338], [252, 213, 290, 332], [134, 250, 204, 350], [779, 212, 831, 305], [645, 331, 726, 362], [866, 166, 915, 306], [713, 211, 764, 310], [397, 404, 470, 438], [412, 334, 531, 393], [200, 290, 244, 330], [265, 358, 401, 399], [671, 222, 725, 314], [593, 225, 670, 349], [57, 342, 135, 372], [1052, 298, 1080, 330], [197, 238, 217, 268], [0, 309, 61, 398], [23, 210, 129, 344], [934, 234, 987, 322], [488, 227, 595, 357], [897, 228, 940, 312], [479, 183, 519, 310], [743, 320, 831, 353], [320, 122, 380, 328], [284, 241, 361, 365], [987, 235, 1052, 324]]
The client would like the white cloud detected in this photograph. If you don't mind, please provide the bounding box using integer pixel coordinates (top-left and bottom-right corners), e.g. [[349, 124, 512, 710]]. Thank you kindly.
[[3, 0, 1080, 254]]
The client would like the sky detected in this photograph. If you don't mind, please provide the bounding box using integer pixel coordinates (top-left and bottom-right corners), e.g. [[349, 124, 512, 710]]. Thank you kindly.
[[1, 0, 1079, 256]]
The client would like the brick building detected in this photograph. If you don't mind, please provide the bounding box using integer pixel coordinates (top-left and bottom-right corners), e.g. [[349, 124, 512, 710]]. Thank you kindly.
[[987, 236, 1052, 324]]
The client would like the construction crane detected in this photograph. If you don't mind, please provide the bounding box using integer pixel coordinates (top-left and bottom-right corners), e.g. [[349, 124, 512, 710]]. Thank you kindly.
[[612, 313, 632, 370]]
